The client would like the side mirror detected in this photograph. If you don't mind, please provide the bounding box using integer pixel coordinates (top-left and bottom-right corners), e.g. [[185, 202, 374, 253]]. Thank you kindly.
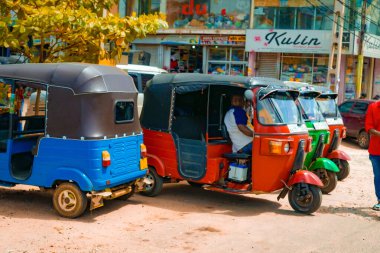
[[244, 90, 254, 101]]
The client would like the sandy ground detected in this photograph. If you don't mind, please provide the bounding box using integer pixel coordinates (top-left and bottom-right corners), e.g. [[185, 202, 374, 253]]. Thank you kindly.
[[0, 139, 379, 253]]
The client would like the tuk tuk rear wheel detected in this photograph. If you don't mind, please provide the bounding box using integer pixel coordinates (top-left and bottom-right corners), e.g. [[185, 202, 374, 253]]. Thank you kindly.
[[332, 159, 350, 181], [314, 169, 338, 194], [52, 182, 87, 218], [288, 184, 322, 214], [140, 167, 163, 197]]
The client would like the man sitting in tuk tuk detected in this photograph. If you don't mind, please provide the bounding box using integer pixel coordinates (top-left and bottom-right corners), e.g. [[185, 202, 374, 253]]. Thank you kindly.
[[224, 94, 254, 154]]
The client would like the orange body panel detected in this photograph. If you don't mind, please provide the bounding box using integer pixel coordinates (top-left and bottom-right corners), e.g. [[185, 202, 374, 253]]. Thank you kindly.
[[323, 125, 345, 157]]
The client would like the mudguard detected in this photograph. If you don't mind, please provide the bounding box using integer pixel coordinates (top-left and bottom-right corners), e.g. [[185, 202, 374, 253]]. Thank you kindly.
[[147, 154, 166, 177], [327, 149, 351, 161], [287, 170, 323, 187], [309, 158, 340, 172], [48, 168, 93, 191]]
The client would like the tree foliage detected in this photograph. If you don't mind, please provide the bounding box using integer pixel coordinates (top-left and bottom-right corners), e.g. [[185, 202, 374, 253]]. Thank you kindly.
[[0, 0, 167, 63]]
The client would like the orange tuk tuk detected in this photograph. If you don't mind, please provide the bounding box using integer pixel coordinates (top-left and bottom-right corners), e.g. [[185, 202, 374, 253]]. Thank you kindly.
[[141, 74, 323, 214]]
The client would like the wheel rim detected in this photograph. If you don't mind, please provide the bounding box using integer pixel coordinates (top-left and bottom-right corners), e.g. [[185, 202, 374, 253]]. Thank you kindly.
[[294, 186, 314, 208], [144, 173, 155, 191], [315, 169, 329, 190], [58, 190, 77, 212]]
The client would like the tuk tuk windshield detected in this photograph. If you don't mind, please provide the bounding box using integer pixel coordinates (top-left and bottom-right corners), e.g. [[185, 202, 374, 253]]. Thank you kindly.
[[257, 93, 300, 125], [317, 98, 340, 119], [298, 97, 325, 122]]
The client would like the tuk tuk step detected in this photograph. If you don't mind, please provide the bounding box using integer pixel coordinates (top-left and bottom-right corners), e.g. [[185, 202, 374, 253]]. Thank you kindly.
[[204, 182, 251, 195]]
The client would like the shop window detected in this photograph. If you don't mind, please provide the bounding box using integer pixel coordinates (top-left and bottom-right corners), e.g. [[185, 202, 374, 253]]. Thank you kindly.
[[297, 7, 314, 29], [254, 7, 276, 29], [207, 47, 247, 76], [280, 54, 330, 85], [253, 0, 334, 30], [277, 8, 295, 29], [166, 0, 251, 29]]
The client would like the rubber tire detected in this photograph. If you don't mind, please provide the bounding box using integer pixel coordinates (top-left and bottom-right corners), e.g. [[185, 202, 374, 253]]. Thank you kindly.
[[187, 181, 204, 187], [118, 186, 135, 201], [52, 182, 88, 218], [320, 170, 338, 194], [332, 159, 350, 181], [140, 167, 163, 197], [358, 131, 370, 149], [288, 184, 322, 214]]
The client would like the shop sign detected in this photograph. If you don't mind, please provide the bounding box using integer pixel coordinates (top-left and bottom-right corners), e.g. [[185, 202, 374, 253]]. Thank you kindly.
[[161, 35, 200, 45], [182, 0, 207, 15], [363, 34, 380, 59], [245, 29, 331, 53], [200, 35, 245, 45]]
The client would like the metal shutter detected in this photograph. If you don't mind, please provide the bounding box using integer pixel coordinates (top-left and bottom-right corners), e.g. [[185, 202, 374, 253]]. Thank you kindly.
[[256, 53, 280, 78]]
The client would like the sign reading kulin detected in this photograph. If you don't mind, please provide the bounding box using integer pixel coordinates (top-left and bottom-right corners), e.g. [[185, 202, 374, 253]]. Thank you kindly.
[[246, 29, 332, 53]]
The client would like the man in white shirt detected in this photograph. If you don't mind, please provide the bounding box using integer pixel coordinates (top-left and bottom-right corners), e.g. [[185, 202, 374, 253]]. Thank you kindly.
[[224, 95, 253, 154]]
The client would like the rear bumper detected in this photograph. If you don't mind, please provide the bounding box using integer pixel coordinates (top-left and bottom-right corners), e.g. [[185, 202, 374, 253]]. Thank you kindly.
[[92, 169, 148, 191]]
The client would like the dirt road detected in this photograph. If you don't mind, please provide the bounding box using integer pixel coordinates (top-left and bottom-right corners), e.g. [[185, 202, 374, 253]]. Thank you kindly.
[[0, 139, 379, 253]]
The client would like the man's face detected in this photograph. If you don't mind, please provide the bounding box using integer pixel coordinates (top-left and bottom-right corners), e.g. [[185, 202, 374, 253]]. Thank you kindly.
[[231, 95, 244, 107]]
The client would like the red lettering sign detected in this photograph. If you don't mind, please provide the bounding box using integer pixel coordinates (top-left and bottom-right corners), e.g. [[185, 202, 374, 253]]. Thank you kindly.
[[182, 0, 207, 15]]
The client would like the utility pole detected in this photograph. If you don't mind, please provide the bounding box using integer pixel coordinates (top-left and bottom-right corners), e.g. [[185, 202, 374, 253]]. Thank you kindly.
[[356, 0, 367, 98], [326, 0, 345, 103]]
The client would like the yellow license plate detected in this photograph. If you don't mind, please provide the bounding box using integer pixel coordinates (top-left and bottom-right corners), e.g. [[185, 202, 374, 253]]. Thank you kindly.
[[140, 158, 148, 170]]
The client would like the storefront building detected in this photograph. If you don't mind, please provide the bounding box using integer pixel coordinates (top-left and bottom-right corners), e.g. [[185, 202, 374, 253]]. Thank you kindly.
[[119, 0, 380, 100], [119, 0, 250, 75]]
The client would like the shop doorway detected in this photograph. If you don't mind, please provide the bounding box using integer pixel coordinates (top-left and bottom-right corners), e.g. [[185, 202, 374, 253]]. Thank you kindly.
[[170, 46, 203, 73]]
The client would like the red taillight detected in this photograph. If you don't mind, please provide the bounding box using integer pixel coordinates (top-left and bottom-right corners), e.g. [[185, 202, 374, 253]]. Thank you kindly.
[[102, 151, 111, 167], [140, 143, 147, 158], [306, 137, 313, 152]]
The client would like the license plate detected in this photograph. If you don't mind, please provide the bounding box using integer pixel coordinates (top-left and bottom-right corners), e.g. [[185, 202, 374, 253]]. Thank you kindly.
[[313, 122, 329, 130], [287, 124, 308, 133]]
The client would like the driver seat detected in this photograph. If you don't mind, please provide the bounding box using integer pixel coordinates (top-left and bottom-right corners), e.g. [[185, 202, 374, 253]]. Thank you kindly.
[[221, 124, 251, 159]]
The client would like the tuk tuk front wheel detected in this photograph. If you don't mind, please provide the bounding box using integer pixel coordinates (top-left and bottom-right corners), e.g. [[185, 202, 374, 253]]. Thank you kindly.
[[52, 182, 88, 218], [314, 169, 338, 194], [332, 159, 350, 181], [288, 184, 322, 214], [140, 167, 163, 197]]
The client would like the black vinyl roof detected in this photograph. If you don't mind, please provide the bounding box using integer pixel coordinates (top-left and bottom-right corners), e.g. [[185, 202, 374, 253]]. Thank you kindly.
[[0, 63, 137, 95], [150, 73, 251, 87]]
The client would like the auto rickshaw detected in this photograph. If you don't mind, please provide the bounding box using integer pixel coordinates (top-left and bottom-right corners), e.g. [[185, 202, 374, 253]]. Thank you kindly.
[[141, 74, 323, 214], [283, 82, 340, 194], [0, 63, 148, 218], [312, 87, 351, 180]]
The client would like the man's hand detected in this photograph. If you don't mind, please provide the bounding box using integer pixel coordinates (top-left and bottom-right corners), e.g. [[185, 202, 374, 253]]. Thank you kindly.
[[369, 129, 380, 137], [237, 124, 254, 137]]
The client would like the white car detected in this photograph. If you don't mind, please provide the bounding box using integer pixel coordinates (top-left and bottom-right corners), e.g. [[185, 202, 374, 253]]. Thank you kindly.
[[117, 64, 168, 116]]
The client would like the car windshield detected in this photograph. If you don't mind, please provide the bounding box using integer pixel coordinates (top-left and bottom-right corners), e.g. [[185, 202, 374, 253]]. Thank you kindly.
[[317, 98, 340, 119], [298, 97, 325, 122], [257, 92, 300, 125]]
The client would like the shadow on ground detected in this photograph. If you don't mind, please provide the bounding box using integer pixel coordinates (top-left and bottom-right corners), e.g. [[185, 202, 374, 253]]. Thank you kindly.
[[0, 182, 315, 221]]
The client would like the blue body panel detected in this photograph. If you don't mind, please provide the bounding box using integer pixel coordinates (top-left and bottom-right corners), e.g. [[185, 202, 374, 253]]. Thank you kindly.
[[0, 134, 147, 191]]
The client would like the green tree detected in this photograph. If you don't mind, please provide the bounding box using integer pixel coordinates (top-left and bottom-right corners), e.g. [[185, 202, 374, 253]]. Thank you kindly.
[[0, 0, 167, 63]]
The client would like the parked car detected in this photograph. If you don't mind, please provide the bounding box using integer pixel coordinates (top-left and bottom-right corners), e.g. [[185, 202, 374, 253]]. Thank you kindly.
[[117, 64, 168, 115], [338, 99, 375, 148]]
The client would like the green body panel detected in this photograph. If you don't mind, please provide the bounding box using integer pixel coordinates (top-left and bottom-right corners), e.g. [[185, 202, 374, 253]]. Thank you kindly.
[[309, 158, 340, 172], [304, 121, 330, 168]]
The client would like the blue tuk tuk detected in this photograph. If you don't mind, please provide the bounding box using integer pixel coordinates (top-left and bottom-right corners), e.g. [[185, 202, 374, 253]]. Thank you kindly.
[[0, 63, 148, 218]]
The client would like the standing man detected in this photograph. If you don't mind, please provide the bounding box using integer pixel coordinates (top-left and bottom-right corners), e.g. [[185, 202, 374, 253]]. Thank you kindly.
[[224, 94, 254, 154], [365, 100, 380, 210]]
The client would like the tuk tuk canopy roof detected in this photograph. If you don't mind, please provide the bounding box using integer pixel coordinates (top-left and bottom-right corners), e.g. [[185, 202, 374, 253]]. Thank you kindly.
[[141, 73, 295, 131], [0, 63, 137, 95]]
